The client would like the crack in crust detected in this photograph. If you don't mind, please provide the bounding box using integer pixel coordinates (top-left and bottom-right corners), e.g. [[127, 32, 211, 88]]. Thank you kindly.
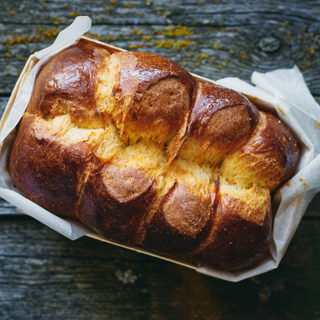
[[9, 40, 299, 271]]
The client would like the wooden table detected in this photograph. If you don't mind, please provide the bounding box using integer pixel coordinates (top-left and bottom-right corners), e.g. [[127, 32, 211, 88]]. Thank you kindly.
[[1, 1, 320, 319]]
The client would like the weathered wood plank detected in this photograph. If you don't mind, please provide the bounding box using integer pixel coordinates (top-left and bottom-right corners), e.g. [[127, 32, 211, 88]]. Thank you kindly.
[[1, 0, 320, 26], [0, 0, 320, 94], [0, 97, 8, 115], [0, 216, 319, 320], [307, 192, 320, 218], [0, 199, 21, 215]]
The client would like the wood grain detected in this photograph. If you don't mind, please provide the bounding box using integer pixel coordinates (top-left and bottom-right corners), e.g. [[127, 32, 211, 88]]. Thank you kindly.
[[0, 216, 319, 320], [0, 0, 319, 94]]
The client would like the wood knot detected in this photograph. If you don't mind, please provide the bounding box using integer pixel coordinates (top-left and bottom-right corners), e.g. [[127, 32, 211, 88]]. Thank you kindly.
[[259, 37, 280, 53]]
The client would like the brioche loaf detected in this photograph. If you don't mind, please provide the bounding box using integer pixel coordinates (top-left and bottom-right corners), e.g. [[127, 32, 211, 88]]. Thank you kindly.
[[9, 39, 299, 270]]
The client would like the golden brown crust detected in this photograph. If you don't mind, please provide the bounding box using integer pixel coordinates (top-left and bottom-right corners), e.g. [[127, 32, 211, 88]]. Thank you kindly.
[[178, 83, 259, 166], [28, 39, 110, 128], [187, 84, 259, 139], [192, 179, 272, 270], [243, 112, 299, 183], [220, 112, 300, 190], [9, 40, 300, 271], [115, 51, 196, 97], [192, 195, 272, 270], [10, 114, 95, 219], [105, 51, 197, 145], [142, 181, 216, 255], [77, 163, 156, 244]]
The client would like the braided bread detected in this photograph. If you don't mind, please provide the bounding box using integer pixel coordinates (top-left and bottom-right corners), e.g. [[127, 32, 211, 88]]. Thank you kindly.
[[9, 40, 299, 270]]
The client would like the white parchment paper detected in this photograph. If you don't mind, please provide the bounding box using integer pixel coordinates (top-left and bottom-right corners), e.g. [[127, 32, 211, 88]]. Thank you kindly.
[[0, 17, 319, 282]]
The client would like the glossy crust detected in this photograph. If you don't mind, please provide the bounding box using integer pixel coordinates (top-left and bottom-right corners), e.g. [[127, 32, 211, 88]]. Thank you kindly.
[[178, 83, 259, 166], [78, 163, 156, 244], [103, 50, 197, 145], [10, 114, 92, 219], [28, 40, 110, 128], [192, 179, 272, 270], [220, 111, 300, 191], [193, 203, 272, 270], [142, 181, 216, 255], [9, 40, 299, 270]]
